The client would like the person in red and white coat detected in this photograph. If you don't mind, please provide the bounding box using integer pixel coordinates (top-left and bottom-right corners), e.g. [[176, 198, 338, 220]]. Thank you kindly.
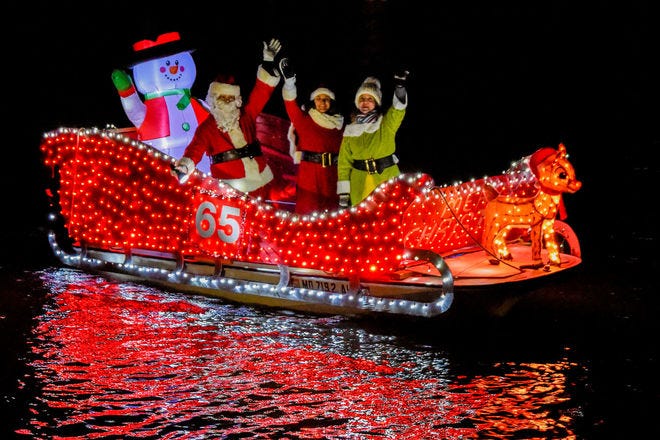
[[172, 39, 282, 199], [279, 58, 344, 214]]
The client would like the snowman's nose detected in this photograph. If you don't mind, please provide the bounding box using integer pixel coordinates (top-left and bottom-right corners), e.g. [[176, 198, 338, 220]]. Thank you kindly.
[[169, 65, 178, 74]]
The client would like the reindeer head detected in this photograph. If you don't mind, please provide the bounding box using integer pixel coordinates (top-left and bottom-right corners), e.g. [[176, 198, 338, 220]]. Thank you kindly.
[[530, 143, 582, 194]]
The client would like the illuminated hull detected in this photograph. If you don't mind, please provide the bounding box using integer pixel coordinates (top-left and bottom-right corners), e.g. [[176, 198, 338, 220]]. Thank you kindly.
[[40, 123, 581, 318]]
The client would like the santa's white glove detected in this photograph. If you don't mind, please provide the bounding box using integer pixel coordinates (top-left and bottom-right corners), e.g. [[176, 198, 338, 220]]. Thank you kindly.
[[170, 156, 195, 184], [339, 194, 350, 209], [262, 38, 281, 62]]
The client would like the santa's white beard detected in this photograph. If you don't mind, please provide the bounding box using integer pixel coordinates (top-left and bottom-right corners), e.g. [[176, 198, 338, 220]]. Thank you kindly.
[[211, 101, 247, 147], [211, 101, 239, 131]]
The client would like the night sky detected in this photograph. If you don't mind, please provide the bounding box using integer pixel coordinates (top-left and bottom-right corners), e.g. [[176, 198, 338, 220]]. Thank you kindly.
[[5, 1, 656, 264]]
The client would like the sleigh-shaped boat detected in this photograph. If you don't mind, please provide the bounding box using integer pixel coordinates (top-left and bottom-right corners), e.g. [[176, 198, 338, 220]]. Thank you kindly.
[[40, 116, 582, 318]]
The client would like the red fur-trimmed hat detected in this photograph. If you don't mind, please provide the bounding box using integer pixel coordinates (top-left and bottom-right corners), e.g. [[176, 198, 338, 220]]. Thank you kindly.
[[529, 147, 556, 178], [208, 73, 241, 97]]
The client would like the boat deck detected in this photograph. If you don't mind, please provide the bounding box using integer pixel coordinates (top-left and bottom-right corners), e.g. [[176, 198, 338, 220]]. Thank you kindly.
[[442, 244, 580, 286]]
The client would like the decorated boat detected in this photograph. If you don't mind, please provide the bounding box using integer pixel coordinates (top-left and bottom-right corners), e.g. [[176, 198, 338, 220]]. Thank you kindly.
[[40, 114, 582, 318]]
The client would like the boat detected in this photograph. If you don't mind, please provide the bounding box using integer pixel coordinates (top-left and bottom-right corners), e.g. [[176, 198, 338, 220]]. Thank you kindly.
[[40, 114, 582, 318]]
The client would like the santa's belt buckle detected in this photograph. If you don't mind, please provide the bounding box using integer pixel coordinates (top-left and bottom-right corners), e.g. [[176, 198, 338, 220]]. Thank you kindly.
[[321, 153, 333, 168], [365, 158, 377, 174]]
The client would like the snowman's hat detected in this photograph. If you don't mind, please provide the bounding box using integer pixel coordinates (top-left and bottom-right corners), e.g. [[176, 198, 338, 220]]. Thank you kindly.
[[128, 31, 195, 67]]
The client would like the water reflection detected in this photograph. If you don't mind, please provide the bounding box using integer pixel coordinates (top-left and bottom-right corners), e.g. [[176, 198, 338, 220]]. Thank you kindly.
[[16, 268, 581, 438]]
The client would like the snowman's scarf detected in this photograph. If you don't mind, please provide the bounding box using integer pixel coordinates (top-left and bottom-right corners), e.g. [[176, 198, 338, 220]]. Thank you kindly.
[[144, 89, 192, 110]]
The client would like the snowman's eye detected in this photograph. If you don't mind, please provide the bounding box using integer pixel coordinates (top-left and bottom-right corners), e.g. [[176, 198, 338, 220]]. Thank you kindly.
[[165, 60, 171, 66]]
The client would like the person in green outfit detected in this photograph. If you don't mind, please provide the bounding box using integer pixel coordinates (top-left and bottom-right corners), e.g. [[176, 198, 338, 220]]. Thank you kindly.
[[337, 71, 409, 208]]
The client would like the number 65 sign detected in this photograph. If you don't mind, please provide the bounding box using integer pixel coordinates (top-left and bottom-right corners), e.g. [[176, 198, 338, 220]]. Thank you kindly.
[[189, 197, 245, 256], [196, 201, 241, 243]]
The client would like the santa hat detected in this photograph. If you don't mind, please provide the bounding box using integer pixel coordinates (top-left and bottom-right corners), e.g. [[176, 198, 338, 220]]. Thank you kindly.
[[310, 87, 335, 101], [208, 73, 241, 97], [529, 147, 556, 178], [354, 76, 382, 107], [129, 31, 194, 67]]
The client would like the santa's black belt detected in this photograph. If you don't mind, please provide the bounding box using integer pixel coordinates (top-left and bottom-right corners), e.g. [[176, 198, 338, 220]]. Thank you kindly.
[[210, 142, 262, 164], [351, 155, 396, 174], [300, 150, 338, 167]]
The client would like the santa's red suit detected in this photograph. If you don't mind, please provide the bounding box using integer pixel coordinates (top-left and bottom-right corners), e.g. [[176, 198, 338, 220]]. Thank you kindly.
[[283, 85, 344, 214], [182, 66, 279, 197]]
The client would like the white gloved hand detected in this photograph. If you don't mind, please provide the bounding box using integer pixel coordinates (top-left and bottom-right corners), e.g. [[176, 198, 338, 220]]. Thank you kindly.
[[262, 38, 282, 62], [171, 156, 195, 184]]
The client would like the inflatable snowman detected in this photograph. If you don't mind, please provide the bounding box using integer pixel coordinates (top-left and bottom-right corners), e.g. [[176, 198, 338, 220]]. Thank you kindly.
[[112, 31, 211, 173]]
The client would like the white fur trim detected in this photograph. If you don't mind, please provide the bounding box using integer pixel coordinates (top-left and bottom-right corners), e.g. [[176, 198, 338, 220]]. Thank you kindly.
[[310, 87, 335, 101], [309, 109, 344, 130], [282, 77, 297, 101], [287, 124, 301, 164], [393, 91, 407, 109], [337, 180, 350, 195], [209, 82, 240, 97], [223, 163, 274, 194], [257, 65, 281, 87]]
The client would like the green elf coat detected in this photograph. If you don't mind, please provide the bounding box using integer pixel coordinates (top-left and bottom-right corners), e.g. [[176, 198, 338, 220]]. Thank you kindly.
[[337, 93, 407, 205]]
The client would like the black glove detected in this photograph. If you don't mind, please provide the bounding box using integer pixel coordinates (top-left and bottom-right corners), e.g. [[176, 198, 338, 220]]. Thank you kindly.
[[339, 194, 350, 209], [278, 57, 295, 80], [394, 69, 410, 87], [263, 60, 279, 77]]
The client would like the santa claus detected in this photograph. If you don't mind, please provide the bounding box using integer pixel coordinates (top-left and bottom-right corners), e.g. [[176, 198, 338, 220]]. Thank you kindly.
[[172, 38, 282, 199]]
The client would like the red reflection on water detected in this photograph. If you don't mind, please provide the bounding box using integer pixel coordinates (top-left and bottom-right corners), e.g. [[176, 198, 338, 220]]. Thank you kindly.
[[449, 362, 578, 439], [20, 269, 577, 438]]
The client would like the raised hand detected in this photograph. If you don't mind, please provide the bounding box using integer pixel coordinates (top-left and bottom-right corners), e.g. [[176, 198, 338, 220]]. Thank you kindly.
[[278, 57, 295, 80], [111, 69, 133, 92], [394, 69, 410, 87], [262, 38, 282, 62]]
